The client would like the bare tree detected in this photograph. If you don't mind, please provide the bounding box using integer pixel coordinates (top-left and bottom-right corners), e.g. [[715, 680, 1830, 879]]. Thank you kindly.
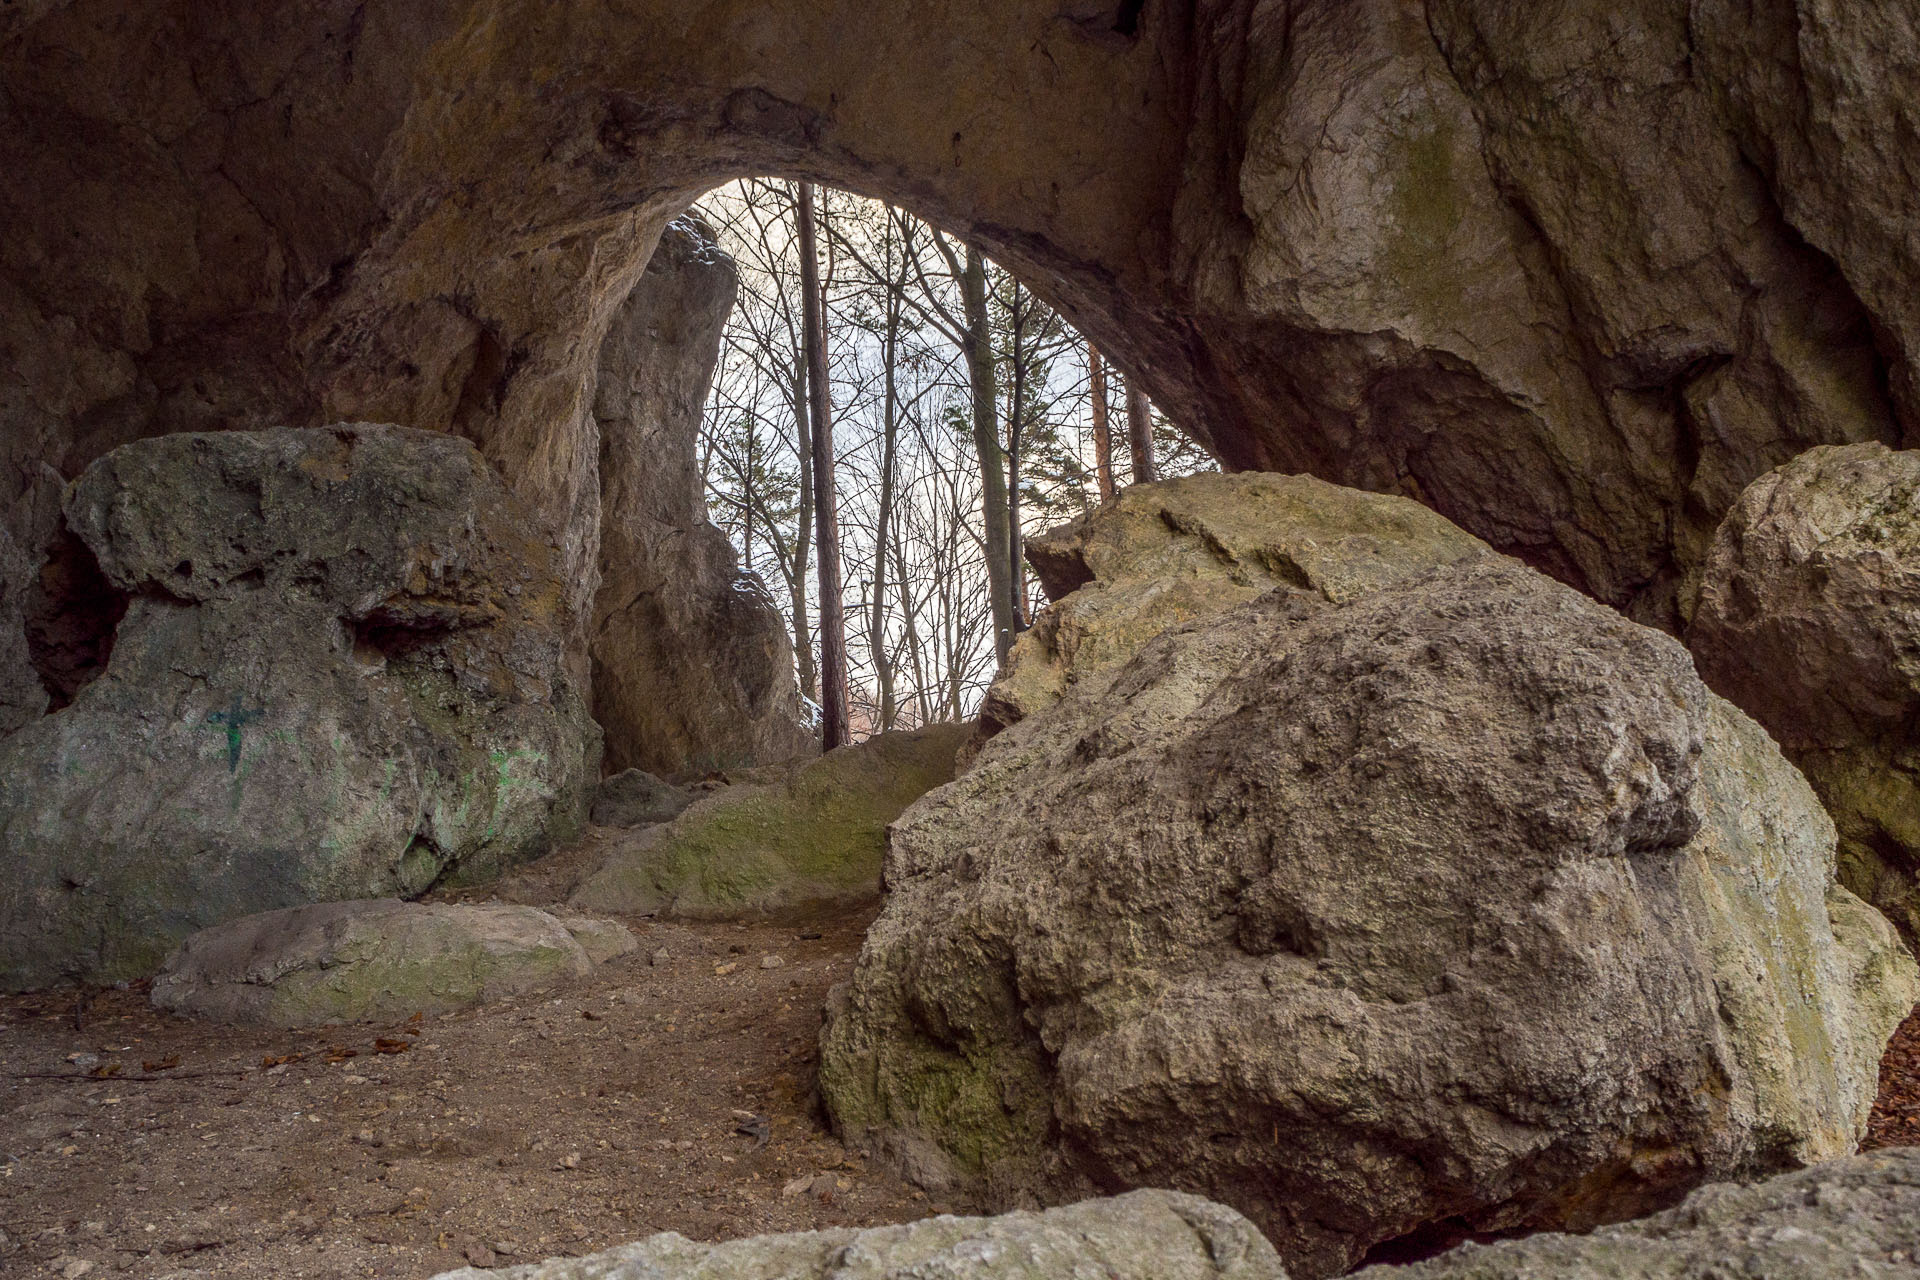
[[1089, 343, 1115, 501], [797, 182, 850, 750], [1126, 377, 1157, 485]]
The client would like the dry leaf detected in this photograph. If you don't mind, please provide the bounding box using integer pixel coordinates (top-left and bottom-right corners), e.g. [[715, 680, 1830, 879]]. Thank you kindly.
[[580, 1010, 602, 1021], [89, 1062, 123, 1078], [324, 1047, 359, 1063], [261, 1053, 304, 1068], [373, 1038, 411, 1055], [141, 1055, 181, 1072]]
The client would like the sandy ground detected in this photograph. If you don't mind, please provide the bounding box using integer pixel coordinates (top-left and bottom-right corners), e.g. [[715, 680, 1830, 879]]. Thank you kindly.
[[2, 900, 1917, 1280]]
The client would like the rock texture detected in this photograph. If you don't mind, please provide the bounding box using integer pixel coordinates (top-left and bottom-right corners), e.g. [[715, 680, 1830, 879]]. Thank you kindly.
[[572, 723, 972, 921], [591, 769, 695, 829], [590, 220, 812, 776], [429, 1189, 1285, 1280], [980, 473, 1488, 743], [4, 0, 1916, 629], [1689, 443, 1920, 951], [0, 425, 598, 991], [821, 556, 1917, 1278], [152, 900, 634, 1028], [1357, 1147, 1920, 1278]]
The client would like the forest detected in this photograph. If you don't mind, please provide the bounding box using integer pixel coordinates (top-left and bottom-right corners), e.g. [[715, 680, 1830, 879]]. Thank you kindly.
[[693, 180, 1213, 738]]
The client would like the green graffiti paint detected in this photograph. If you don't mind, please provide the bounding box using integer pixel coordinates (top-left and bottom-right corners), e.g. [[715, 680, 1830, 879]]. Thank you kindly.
[[207, 694, 264, 773]]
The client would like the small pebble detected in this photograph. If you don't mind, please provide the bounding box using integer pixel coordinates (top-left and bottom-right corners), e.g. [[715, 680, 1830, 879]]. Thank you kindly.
[[650, 948, 670, 967], [759, 954, 785, 970]]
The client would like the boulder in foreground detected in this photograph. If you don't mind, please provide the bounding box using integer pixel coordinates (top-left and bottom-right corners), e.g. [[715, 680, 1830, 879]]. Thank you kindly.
[[822, 545, 1916, 1278], [430, 1188, 1285, 1280], [152, 900, 634, 1027], [1361, 1147, 1920, 1278]]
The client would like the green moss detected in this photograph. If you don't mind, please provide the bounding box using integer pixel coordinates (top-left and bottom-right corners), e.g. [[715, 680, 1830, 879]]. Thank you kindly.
[[576, 724, 970, 918]]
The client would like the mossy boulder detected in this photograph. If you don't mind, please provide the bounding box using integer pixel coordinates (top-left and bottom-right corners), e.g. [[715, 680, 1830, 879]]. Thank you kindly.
[[570, 723, 971, 920], [0, 426, 598, 991], [152, 899, 634, 1028], [1689, 442, 1920, 950], [978, 472, 1487, 747], [822, 554, 1916, 1279]]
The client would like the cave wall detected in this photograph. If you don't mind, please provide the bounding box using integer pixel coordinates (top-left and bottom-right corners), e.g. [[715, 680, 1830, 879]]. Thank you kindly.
[[590, 219, 812, 776], [3, 0, 1915, 635]]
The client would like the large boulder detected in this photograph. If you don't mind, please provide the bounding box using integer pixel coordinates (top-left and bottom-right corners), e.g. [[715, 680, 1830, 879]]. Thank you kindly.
[[0, 425, 599, 990], [590, 218, 813, 776], [1359, 1147, 1920, 1278], [821, 553, 1916, 1278], [571, 723, 972, 920], [979, 473, 1488, 743], [152, 900, 635, 1028], [1688, 442, 1920, 950], [430, 1189, 1285, 1280]]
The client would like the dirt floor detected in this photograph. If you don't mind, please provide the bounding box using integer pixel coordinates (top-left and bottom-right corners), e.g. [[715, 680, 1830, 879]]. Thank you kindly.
[[0, 907, 956, 1279], [2, 900, 1918, 1280]]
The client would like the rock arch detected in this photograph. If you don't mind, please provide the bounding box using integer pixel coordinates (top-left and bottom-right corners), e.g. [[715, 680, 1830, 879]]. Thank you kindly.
[[5, 0, 1916, 629]]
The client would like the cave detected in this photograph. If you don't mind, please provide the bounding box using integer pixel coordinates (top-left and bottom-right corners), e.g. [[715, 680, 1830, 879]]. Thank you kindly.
[[4, 3, 1920, 1278]]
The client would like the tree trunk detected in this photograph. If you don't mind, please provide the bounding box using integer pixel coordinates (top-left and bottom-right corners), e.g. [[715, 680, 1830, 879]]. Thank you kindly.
[[1088, 343, 1115, 501], [788, 368, 817, 703], [870, 216, 902, 731], [962, 244, 1016, 667], [797, 182, 850, 751], [1126, 377, 1157, 485], [1006, 279, 1029, 630]]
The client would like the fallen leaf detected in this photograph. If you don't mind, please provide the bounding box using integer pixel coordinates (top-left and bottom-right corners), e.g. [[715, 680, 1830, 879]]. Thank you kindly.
[[141, 1055, 181, 1072], [323, 1047, 359, 1064], [89, 1062, 123, 1078], [373, 1038, 411, 1055], [713, 962, 739, 976], [260, 1053, 304, 1069], [580, 1010, 602, 1021]]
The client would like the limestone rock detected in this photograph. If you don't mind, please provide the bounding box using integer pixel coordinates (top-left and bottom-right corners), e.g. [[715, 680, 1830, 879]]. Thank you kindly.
[[429, 1188, 1286, 1280], [0, 523, 46, 735], [980, 473, 1488, 743], [571, 723, 971, 920], [0, 462, 70, 735], [821, 557, 1916, 1279], [590, 219, 813, 776], [1688, 443, 1920, 949], [0, 425, 598, 991], [1357, 1147, 1920, 1278], [591, 769, 695, 829], [6, 0, 1917, 636], [151, 900, 634, 1027]]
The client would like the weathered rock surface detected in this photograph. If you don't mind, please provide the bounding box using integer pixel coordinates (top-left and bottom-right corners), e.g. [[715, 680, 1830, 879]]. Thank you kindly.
[[572, 723, 971, 921], [821, 555, 1917, 1278], [152, 899, 634, 1027], [430, 1188, 1286, 1280], [591, 769, 695, 830], [1357, 1147, 1920, 1278], [0, 425, 598, 991], [5, 0, 1916, 630], [980, 473, 1488, 743], [591, 219, 812, 777], [1689, 443, 1920, 951]]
